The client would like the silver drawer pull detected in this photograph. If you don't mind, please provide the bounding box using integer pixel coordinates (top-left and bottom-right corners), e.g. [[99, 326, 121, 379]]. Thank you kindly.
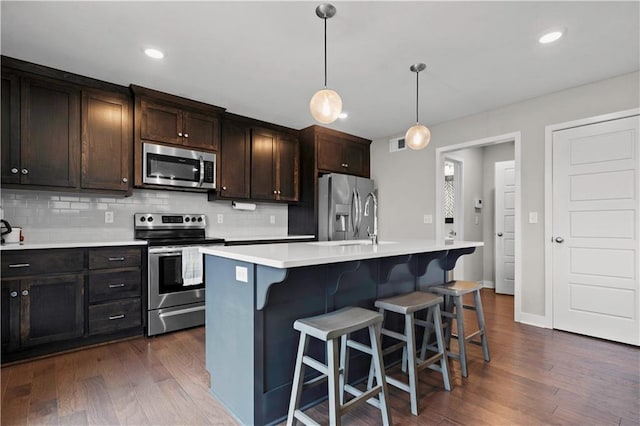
[[109, 314, 125, 320], [108, 257, 126, 261], [108, 283, 126, 288], [9, 263, 30, 268]]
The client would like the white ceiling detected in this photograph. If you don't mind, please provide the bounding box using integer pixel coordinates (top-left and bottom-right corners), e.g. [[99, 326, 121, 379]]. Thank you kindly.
[[2, 1, 638, 140]]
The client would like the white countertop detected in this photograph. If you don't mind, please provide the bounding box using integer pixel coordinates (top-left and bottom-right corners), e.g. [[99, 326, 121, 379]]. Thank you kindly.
[[222, 235, 315, 242], [0, 239, 148, 250], [200, 239, 483, 268]]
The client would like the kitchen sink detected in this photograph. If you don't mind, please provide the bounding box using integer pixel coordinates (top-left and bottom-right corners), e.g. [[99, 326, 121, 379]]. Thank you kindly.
[[306, 240, 398, 247]]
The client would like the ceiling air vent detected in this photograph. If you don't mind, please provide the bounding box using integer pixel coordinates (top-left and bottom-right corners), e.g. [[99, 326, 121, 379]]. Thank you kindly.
[[389, 137, 407, 152]]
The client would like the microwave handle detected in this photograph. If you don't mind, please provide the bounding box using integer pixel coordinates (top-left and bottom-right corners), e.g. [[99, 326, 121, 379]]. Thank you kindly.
[[198, 156, 205, 187]]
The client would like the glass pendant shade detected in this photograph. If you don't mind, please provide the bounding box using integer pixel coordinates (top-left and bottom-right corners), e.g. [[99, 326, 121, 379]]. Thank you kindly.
[[310, 88, 343, 124], [405, 124, 431, 150]]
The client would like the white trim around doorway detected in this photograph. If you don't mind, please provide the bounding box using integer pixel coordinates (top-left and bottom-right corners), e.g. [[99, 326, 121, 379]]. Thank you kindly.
[[544, 107, 640, 330], [435, 131, 523, 323]]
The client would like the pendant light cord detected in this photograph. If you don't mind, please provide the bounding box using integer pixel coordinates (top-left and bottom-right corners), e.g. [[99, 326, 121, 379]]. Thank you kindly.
[[324, 18, 328, 88], [415, 70, 419, 124]]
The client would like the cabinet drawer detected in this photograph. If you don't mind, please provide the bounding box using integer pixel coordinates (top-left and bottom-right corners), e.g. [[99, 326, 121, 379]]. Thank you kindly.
[[89, 247, 141, 270], [1, 249, 84, 278], [89, 270, 141, 303], [89, 299, 141, 335]]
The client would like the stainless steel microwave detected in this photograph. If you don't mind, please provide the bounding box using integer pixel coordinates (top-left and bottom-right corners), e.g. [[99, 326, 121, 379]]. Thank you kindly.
[[143, 143, 216, 190]]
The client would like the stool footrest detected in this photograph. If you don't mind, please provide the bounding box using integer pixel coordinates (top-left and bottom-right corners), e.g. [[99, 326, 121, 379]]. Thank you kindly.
[[413, 318, 435, 330], [343, 384, 382, 410], [381, 341, 405, 357], [464, 329, 483, 342], [385, 376, 411, 393], [346, 339, 373, 355], [302, 355, 328, 376], [293, 409, 321, 426], [380, 328, 407, 342], [462, 304, 477, 311], [417, 352, 443, 370], [302, 373, 328, 389]]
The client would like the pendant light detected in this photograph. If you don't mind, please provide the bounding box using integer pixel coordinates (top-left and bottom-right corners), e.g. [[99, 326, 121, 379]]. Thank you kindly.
[[309, 3, 343, 124], [405, 63, 431, 150]]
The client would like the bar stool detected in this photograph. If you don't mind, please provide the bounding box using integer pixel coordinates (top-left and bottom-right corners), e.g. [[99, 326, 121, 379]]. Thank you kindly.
[[367, 291, 451, 416], [428, 280, 490, 377], [286, 307, 392, 426]]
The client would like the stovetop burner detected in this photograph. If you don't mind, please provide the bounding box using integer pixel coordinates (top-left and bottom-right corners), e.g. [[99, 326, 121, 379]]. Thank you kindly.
[[134, 213, 225, 246]]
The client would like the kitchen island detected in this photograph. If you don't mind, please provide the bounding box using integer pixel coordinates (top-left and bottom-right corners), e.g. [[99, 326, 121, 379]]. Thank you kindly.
[[201, 239, 482, 425]]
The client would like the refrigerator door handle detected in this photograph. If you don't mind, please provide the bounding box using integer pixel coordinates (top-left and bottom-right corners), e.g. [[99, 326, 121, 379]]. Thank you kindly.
[[355, 189, 363, 237], [351, 188, 359, 235]]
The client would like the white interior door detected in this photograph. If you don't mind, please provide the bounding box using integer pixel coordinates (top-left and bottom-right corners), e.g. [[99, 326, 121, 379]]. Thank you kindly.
[[495, 160, 515, 295], [552, 115, 639, 345]]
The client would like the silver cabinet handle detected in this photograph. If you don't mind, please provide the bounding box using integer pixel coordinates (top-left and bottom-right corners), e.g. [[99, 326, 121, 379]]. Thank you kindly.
[[184, 133, 189, 138], [497, 232, 503, 237], [21, 290, 29, 296], [10, 291, 18, 298], [10, 168, 18, 174], [108, 283, 126, 288], [178, 132, 183, 137], [108, 257, 125, 261], [9, 263, 30, 268], [222, 186, 227, 191], [555, 237, 564, 243], [109, 314, 125, 320], [122, 177, 128, 183], [21, 169, 28, 175], [273, 190, 277, 194]]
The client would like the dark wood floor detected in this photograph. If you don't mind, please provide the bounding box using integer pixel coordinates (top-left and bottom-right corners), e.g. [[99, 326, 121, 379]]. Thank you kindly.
[[2, 290, 639, 425]]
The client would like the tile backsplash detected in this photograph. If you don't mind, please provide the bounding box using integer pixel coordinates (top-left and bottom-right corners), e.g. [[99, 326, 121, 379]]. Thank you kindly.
[[1, 189, 289, 242]]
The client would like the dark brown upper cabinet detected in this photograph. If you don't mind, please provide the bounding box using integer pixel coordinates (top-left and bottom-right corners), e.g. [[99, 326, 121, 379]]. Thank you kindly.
[[218, 119, 251, 199], [316, 131, 370, 178], [250, 127, 299, 202], [20, 76, 81, 188], [82, 89, 132, 192], [133, 85, 224, 153]]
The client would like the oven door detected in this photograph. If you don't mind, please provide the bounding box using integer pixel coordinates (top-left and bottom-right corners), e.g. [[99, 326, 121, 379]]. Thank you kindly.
[[148, 246, 206, 310]]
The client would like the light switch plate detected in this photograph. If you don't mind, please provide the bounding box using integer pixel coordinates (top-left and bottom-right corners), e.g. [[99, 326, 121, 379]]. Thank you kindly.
[[217, 214, 224, 224], [423, 214, 432, 224], [235, 266, 248, 283], [270, 215, 276, 225], [105, 211, 114, 223], [529, 212, 538, 224]]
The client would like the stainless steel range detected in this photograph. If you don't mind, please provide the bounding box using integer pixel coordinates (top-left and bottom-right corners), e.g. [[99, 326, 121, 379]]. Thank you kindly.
[[134, 213, 224, 336]]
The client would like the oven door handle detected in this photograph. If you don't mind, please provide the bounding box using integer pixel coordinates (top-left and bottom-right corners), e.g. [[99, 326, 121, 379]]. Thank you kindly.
[[198, 156, 205, 187]]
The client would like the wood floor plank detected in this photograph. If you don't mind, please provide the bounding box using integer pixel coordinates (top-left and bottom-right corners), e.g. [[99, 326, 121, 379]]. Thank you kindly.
[[2, 289, 638, 426]]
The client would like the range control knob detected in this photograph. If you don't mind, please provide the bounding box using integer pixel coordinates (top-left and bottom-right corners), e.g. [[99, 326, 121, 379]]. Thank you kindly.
[[197, 217, 203, 222], [140, 217, 146, 222], [191, 217, 197, 222], [185, 217, 190, 222], [147, 216, 154, 222]]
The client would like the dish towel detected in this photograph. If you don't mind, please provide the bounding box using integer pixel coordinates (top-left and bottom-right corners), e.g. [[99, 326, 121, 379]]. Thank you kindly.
[[182, 247, 203, 286]]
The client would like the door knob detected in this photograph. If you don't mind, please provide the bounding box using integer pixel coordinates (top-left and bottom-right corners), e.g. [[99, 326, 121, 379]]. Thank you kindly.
[[9, 291, 18, 298], [10, 168, 18, 174], [21, 168, 28, 175], [21, 290, 29, 296], [555, 237, 564, 243], [497, 232, 503, 237]]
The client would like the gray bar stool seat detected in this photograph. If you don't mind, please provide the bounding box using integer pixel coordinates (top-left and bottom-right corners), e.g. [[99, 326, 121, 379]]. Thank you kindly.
[[367, 291, 451, 416], [287, 307, 392, 426], [428, 280, 490, 377]]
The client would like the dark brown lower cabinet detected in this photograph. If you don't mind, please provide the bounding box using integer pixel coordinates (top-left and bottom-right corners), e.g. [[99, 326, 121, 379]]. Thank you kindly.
[[1, 245, 145, 363]]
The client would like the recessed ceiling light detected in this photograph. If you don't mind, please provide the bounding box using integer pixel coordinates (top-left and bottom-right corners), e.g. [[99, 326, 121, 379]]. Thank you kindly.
[[144, 48, 164, 59], [539, 30, 564, 44], [338, 112, 348, 119]]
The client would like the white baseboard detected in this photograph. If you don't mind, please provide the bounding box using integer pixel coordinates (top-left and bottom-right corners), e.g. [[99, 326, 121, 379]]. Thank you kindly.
[[482, 280, 495, 289], [516, 312, 552, 329]]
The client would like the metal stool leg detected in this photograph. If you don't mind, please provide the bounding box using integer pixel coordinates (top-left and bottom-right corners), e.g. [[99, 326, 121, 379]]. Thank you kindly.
[[369, 323, 392, 426], [432, 304, 451, 391], [404, 312, 419, 415], [327, 338, 341, 426], [339, 334, 349, 404]]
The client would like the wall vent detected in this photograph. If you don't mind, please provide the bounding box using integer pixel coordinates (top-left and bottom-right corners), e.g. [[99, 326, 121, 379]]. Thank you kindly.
[[389, 137, 407, 152]]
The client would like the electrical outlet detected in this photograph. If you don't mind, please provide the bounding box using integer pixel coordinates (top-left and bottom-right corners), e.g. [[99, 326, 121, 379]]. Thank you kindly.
[[217, 214, 223, 224], [475, 215, 479, 225], [104, 211, 114, 223], [235, 266, 248, 283], [423, 214, 432, 224], [529, 212, 538, 224], [270, 215, 276, 225]]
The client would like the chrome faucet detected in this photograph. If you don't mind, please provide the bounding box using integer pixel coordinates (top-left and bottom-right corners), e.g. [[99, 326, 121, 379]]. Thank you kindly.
[[364, 192, 378, 245]]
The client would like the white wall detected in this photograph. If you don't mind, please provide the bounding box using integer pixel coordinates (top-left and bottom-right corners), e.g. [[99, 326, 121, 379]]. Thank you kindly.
[[482, 143, 515, 285], [371, 71, 639, 317], [0, 188, 288, 242]]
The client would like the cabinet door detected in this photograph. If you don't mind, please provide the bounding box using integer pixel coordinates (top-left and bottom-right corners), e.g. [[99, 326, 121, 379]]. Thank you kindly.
[[342, 142, 369, 177], [1, 281, 20, 354], [20, 274, 84, 348], [250, 128, 277, 200], [21, 76, 80, 188], [183, 111, 219, 151], [140, 100, 183, 145], [81, 90, 132, 192], [316, 134, 345, 173], [219, 121, 250, 199], [276, 134, 300, 202], [1, 71, 21, 184]]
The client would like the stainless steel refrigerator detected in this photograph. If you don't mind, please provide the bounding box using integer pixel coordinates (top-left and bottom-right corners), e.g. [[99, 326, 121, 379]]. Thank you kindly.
[[318, 173, 375, 241]]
